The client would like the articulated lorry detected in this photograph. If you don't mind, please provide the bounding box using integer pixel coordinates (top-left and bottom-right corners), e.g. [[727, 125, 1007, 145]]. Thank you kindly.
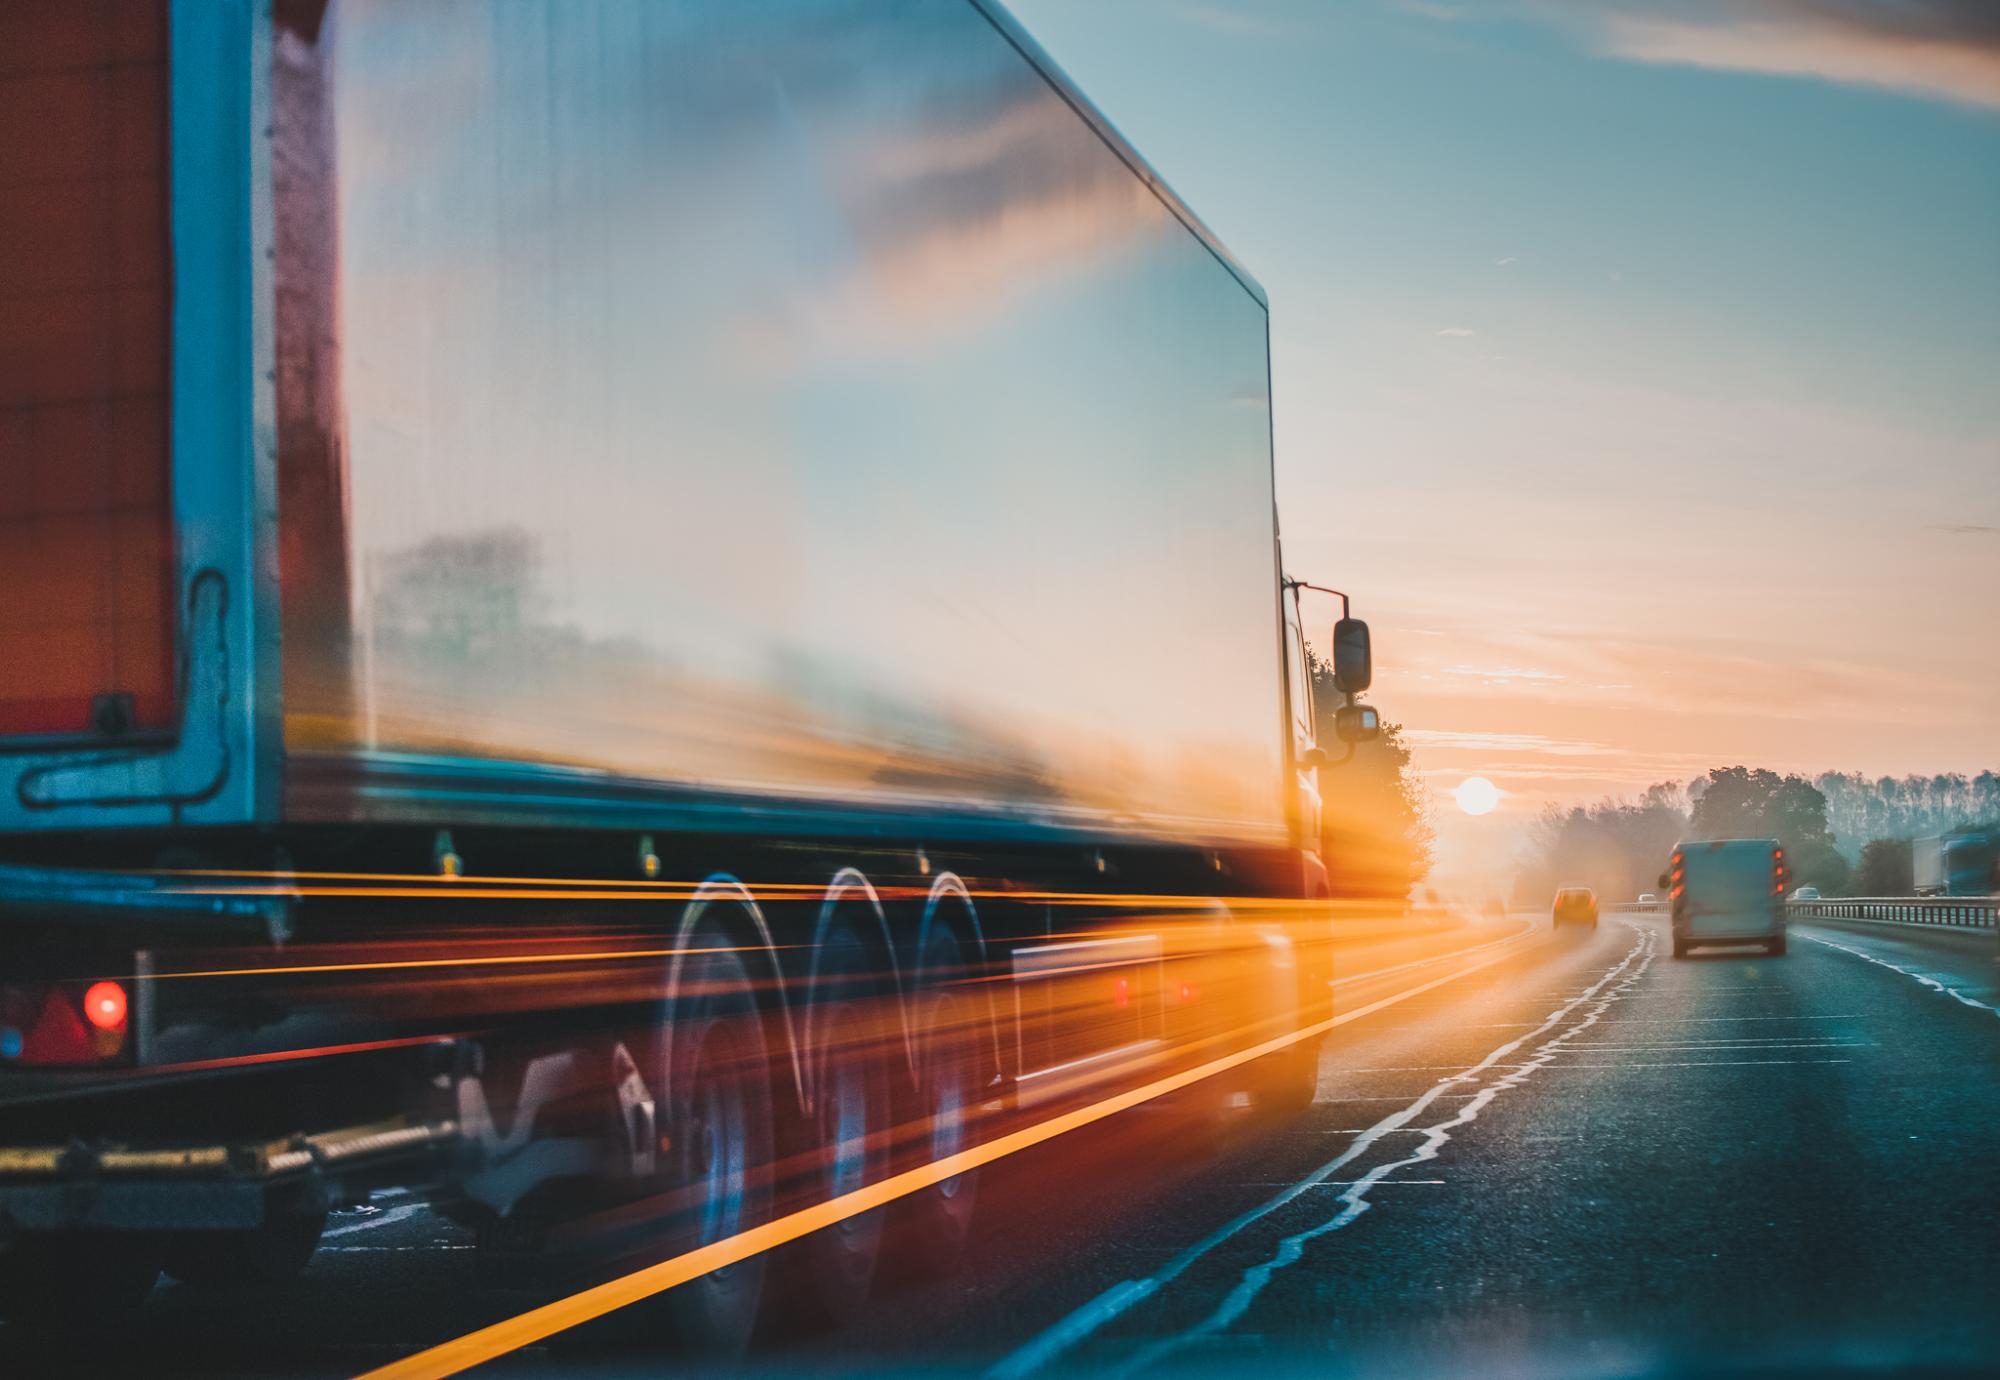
[[0, 0, 1379, 1348], [1912, 834, 1995, 898]]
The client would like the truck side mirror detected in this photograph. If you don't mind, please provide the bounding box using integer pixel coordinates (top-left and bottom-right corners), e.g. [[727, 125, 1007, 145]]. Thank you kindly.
[[1333, 618, 1372, 695], [1657, 871, 1670, 890], [1333, 703, 1379, 743]]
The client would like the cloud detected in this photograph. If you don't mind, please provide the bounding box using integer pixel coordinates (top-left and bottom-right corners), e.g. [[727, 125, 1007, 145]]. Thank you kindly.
[[1494, 256, 1519, 265], [1402, 729, 1619, 757], [1439, 663, 1563, 682], [1549, 1, 2000, 111], [1436, 326, 1477, 337], [1931, 522, 2000, 536]]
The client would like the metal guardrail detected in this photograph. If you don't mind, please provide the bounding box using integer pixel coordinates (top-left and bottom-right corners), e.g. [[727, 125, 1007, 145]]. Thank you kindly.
[[1790, 897, 1996, 931], [1607, 897, 1994, 932]]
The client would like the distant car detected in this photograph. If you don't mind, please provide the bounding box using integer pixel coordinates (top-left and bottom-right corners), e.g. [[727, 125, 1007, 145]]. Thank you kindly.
[[1552, 887, 1598, 927], [1637, 892, 1657, 904], [1790, 885, 1821, 902]]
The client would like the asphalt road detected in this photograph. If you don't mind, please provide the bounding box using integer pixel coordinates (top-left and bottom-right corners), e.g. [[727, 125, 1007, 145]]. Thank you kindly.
[[7, 910, 1996, 1378]]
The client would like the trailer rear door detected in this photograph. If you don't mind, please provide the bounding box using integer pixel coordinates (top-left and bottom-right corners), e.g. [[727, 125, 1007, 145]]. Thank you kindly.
[[0, 0, 175, 743]]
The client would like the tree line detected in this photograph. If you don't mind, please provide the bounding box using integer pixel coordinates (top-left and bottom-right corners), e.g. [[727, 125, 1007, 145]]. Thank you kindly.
[[1308, 652, 1435, 901], [1515, 767, 2000, 903]]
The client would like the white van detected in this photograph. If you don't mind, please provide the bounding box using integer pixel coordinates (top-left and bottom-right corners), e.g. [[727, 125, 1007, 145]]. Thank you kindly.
[[1668, 839, 1787, 958]]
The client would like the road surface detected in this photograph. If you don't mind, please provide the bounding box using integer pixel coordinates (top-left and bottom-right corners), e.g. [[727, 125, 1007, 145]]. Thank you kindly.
[[5, 910, 1995, 1378]]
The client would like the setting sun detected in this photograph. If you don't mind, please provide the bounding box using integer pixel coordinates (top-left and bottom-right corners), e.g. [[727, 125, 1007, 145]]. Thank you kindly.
[[1454, 776, 1500, 816]]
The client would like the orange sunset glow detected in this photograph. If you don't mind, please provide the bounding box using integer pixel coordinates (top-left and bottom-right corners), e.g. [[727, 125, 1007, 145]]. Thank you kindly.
[[2, 4, 1995, 1377]]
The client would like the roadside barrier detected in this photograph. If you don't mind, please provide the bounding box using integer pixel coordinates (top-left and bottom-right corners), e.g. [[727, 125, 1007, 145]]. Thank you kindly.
[[1790, 896, 1997, 931]]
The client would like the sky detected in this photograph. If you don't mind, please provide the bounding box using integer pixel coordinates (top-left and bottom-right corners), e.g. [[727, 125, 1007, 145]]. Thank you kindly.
[[1005, 0, 2000, 884]]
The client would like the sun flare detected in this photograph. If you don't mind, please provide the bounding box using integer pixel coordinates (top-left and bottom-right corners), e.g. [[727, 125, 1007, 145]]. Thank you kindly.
[[1454, 775, 1500, 816]]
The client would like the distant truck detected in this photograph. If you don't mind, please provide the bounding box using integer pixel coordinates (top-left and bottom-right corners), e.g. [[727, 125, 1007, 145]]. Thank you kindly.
[[1666, 840, 1788, 959], [1913, 834, 1995, 898], [0, 0, 1380, 1346]]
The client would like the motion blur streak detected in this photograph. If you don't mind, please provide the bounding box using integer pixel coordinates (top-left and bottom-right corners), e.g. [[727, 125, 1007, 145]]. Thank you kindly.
[[160, 868, 1370, 913], [139, 946, 782, 983], [144, 1034, 471, 1077], [354, 923, 1540, 1380]]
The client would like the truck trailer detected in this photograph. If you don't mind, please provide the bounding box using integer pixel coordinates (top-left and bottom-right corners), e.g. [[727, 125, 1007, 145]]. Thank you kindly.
[[1912, 834, 1995, 898], [0, 0, 1379, 1348]]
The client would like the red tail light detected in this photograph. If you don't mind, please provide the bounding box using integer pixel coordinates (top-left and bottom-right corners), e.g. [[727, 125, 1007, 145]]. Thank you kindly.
[[0, 982, 129, 1065], [1112, 976, 1130, 1009], [83, 980, 128, 1031]]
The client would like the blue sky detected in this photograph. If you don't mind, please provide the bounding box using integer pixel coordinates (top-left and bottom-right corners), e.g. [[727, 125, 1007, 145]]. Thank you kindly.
[[1005, 0, 2000, 873]]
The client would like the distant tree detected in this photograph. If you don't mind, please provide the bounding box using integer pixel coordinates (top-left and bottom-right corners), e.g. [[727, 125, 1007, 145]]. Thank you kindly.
[[1513, 786, 1690, 906], [1849, 838, 1913, 896], [1308, 651, 1433, 901], [1688, 766, 1849, 892], [1813, 769, 2000, 859], [1517, 765, 1996, 902]]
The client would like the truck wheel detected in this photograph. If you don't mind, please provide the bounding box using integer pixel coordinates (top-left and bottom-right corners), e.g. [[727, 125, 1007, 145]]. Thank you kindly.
[[658, 942, 775, 1361], [1767, 937, 1788, 958], [798, 924, 894, 1324], [1257, 1034, 1322, 1117], [0, 1233, 161, 1324], [892, 925, 982, 1275], [1671, 936, 1689, 959], [163, 1208, 327, 1286]]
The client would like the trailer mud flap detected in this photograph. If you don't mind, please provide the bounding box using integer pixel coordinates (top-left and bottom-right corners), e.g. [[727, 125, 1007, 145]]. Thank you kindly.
[[454, 1051, 609, 1216]]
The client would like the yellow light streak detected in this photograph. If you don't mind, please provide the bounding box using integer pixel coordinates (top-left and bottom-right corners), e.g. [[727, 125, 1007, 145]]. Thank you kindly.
[[139, 945, 778, 982], [352, 931, 1534, 1380]]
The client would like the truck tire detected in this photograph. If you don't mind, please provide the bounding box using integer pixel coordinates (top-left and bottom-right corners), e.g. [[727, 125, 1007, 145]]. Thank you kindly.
[[1767, 937, 1787, 958], [1672, 936, 1689, 959], [1257, 1033, 1323, 1117], [0, 1232, 161, 1325], [797, 922, 894, 1325], [162, 1208, 327, 1287], [658, 942, 775, 1361], [892, 924, 982, 1275]]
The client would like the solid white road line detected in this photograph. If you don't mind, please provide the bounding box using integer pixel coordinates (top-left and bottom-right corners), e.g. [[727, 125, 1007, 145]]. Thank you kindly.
[[1798, 930, 2000, 1020], [988, 924, 1654, 1380], [1106, 924, 1660, 1379]]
